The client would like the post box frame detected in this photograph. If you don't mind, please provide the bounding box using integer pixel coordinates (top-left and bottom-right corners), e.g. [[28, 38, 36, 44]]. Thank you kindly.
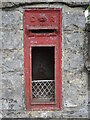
[[23, 8, 62, 110]]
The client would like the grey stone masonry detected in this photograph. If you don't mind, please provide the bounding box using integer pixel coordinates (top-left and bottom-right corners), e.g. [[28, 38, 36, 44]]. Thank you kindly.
[[85, 23, 90, 119], [0, 1, 90, 119]]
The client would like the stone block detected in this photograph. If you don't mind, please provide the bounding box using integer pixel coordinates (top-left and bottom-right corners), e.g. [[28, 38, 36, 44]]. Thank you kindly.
[[2, 30, 23, 50], [0, 111, 2, 119], [0, 31, 2, 50], [62, 33, 85, 71], [2, 11, 20, 30], [64, 0, 90, 2], [1, 0, 90, 3], [2, 72, 24, 110], [2, 49, 24, 72], [63, 12, 85, 31]]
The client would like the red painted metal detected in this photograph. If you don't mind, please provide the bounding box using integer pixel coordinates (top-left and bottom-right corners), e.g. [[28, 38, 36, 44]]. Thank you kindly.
[[23, 9, 62, 110]]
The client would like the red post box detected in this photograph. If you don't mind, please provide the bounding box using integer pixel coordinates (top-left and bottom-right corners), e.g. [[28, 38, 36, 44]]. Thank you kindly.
[[23, 9, 62, 110]]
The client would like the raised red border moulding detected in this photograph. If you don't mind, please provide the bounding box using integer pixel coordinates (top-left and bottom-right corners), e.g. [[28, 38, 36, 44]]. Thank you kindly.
[[23, 9, 62, 110]]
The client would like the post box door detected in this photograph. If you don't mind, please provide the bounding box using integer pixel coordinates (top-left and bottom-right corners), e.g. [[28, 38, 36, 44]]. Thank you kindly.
[[23, 9, 62, 110]]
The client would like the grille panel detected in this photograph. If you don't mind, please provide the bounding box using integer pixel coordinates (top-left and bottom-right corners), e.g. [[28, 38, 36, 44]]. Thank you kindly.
[[32, 80, 55, 103]]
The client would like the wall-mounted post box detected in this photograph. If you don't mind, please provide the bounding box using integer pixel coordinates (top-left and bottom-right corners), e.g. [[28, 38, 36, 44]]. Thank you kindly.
[[23, 9, 62, 110]]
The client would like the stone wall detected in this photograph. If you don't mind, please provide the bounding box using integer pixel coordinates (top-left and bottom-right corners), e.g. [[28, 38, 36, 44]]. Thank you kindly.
[[0, 1, 89, 119]]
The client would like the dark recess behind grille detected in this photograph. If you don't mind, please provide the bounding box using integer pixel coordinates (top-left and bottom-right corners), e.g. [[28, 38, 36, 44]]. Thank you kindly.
[[32, 47, 54, 80]]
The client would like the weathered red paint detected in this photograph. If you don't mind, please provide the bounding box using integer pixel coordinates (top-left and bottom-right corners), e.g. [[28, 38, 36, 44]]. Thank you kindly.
[[23, 9, 62, 110]]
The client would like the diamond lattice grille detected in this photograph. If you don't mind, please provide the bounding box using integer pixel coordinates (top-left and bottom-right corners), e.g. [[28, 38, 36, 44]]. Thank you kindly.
[[32, 80, 55, 102]]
